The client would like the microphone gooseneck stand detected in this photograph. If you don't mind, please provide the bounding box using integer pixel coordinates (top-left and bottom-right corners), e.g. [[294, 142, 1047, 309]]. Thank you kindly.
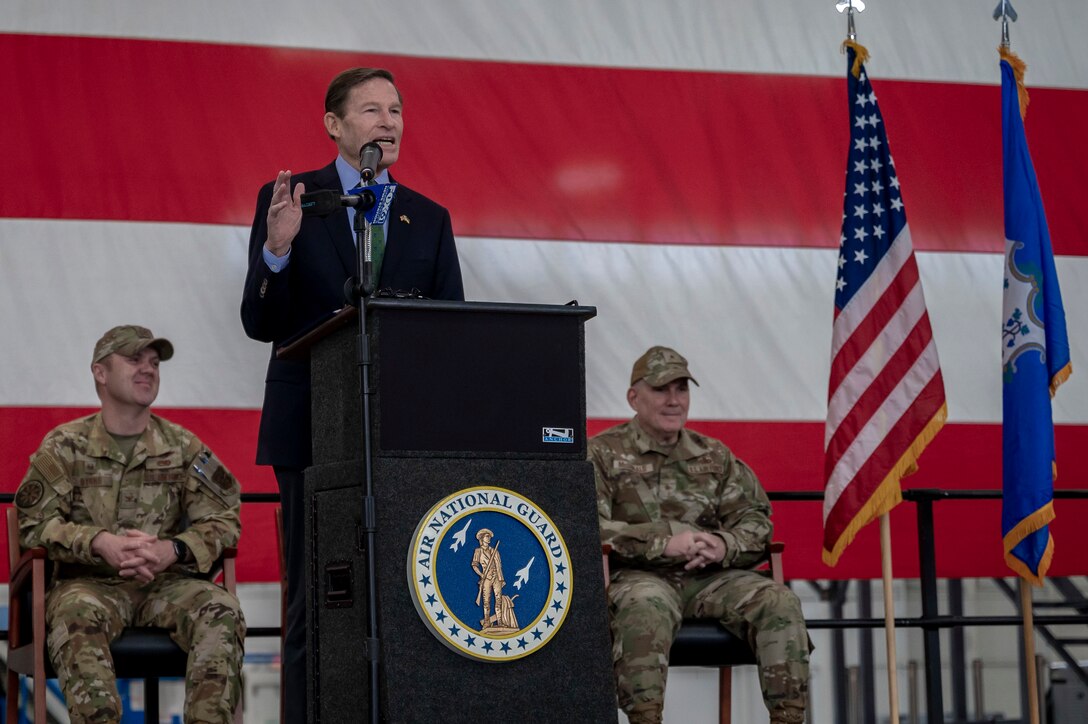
[[344, 177, 382, 724]]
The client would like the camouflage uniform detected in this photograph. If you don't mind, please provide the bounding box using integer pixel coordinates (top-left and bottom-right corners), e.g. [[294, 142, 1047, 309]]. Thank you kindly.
[[15, 412, 245, 724], [591, 420, 810, 724]]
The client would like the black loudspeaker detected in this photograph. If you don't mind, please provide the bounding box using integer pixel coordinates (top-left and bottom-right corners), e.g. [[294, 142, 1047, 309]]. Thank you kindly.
[[307, 457, 616, 722], [303, 300, 616, 723]]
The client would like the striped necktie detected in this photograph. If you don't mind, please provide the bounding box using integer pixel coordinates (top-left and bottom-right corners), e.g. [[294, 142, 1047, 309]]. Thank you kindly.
[[351, 181, 386, 282]]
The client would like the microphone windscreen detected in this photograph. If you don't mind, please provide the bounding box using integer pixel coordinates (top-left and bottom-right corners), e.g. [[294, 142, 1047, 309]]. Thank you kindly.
[[300, 190, 344, 217], [359, 142, 384, 181]]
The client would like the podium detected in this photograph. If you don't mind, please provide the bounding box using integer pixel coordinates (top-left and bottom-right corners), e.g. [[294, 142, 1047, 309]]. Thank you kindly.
[[301, 299, 617, 722]]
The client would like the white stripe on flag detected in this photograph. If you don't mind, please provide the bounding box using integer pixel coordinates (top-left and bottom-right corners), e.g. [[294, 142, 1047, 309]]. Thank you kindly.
[[825, 279, 929, 445], [829, 225, 915, 363], [3, 0, 1085, 88], [824, 336, 943, 517], [2, 221, 1087, 423]]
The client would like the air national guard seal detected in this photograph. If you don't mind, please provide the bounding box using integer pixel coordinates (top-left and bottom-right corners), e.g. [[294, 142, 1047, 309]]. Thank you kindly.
[[408, 486, 573, 662]]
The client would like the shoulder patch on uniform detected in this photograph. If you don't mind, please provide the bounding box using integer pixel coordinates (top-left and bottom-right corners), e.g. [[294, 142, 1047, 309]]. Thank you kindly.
[[211, 465, 232, 491], [16, 480, 44, 509], [32, 451, 65, 483], [191, 449, 236, 502]]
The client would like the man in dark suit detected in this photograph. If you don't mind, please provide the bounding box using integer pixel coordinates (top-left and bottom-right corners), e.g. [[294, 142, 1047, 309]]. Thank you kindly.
[[240, 67, 464, 722]]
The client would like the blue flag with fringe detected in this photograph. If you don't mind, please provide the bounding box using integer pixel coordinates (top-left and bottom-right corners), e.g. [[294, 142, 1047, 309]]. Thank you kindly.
[[1000, 52, 1071, 585]]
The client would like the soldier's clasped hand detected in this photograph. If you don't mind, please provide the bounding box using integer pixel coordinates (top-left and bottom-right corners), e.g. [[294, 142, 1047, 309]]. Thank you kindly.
[[664, 530, 727, 570]]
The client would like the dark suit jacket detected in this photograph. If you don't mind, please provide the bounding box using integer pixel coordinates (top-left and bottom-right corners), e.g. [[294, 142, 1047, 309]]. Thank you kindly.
[[241, 161, 464, 468]]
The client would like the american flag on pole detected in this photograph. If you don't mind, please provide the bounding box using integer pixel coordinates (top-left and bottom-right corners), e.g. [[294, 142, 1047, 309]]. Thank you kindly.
[[1000, 50, 1071, 585], [822, 43, 949, 566]]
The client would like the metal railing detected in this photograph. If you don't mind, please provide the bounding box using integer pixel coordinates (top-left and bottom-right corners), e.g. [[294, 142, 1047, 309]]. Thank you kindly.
[[2, 488, 1086, 722], [768, 488, 1088, 723]]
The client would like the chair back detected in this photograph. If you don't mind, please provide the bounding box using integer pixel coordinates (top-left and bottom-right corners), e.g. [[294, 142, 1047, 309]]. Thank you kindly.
[[7, 506, 21, 571]]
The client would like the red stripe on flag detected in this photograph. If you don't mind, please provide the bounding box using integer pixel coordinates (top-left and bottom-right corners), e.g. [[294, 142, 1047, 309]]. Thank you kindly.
[[0, 406, 279, 583], [5, 411, 1087, 580], [824, 372, 947, 546], [825, 312, 937, 479], [588, 417, 1088, 578], [829, 254, 921, 385], [3, 33, 1088, 254]]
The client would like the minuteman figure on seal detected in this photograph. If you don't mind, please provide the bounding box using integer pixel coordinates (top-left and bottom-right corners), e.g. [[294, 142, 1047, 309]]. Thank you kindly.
[[471, 528, 516, 630]]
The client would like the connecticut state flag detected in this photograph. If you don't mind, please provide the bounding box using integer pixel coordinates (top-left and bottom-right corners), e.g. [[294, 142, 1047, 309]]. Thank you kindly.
[[1000, 50, 1072, 585]]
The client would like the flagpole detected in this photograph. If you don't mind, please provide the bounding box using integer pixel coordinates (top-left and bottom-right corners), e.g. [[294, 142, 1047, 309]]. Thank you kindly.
[[1019, 579, 1040, 724], [880, 513, 900, 724], [838, 5, 903, 720]]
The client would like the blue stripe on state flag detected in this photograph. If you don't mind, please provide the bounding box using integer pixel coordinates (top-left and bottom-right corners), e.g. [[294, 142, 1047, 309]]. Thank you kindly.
[[1000, 54, 1072, 585]]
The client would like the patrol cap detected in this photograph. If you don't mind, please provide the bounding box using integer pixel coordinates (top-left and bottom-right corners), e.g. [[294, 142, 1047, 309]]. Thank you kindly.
[[92, 325, 174, 365], [630, 346, 699, 387]]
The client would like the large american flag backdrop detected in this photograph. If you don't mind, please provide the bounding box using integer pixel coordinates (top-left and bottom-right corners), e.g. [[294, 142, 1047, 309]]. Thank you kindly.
[[2, 1, 1086, 583]]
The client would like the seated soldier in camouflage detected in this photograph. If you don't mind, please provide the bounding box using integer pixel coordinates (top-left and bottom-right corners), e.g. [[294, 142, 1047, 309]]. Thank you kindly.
[[590, 346, 810, 724], [14, 325, 245, 723]]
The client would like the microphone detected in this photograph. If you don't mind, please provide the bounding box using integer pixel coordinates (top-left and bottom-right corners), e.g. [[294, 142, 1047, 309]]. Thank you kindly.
[[300, 189, 376, 217], [359, 142, 383, 183]]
